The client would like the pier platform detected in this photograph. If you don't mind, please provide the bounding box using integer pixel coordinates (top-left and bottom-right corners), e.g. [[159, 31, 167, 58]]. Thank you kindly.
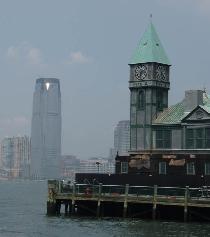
[[47, 180, 210, 221]]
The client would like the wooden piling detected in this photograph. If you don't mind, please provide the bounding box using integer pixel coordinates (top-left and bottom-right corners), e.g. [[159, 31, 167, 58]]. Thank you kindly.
[[47, 180, 59, 215], [184, 186, 189, 222], [65, 202, 69, 215], [71, 182, 76, 214], [152, 185, 157, 220], [97, 183, 102, 217], [123, 184, 129, 218]]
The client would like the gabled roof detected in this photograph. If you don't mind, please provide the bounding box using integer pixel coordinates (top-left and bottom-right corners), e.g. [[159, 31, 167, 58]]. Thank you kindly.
[[129, 22, 171, 65], [153, 92, 210, 125], [181, 105, 210, 122]]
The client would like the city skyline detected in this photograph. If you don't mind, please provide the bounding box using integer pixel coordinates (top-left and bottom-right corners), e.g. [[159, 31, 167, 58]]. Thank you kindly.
[[0, 1, 210, 159]]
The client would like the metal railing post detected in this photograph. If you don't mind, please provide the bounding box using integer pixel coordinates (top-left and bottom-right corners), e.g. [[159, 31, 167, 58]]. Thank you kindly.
[[152, 185, 158, 220], [184, 186, 189, 222], [123, 184, 129, 218], [97, 183, 102, 217]]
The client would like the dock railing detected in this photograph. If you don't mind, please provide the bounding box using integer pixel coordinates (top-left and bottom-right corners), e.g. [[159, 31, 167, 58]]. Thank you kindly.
[[57, 181, 210, 199], [47, 180, 210, 220]]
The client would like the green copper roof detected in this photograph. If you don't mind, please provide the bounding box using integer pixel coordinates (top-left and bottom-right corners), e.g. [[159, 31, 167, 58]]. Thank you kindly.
[[153, 93, 210, 125], [153, 102, 185, 124], [129, 22, 171, 65]]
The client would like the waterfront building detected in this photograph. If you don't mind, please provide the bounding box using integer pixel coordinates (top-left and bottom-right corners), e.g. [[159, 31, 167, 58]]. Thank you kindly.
[[1, 136, 30, 178], [114, 120, 130, 156], [31, 78, 61, 179], [114, 21, 210, 187], [77, 21, 210, 187]]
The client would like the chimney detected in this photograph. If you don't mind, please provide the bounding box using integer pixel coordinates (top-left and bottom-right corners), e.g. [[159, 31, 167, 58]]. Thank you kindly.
[[183, 90, 203, 112]]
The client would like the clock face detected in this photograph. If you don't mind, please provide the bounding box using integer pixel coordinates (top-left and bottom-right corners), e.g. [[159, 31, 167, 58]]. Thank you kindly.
[[135, 65, 147, 80], [156, 65, 167, 81]]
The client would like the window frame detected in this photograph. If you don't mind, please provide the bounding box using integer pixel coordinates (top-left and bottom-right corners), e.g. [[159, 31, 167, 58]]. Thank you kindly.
[[157, 90, 163, 111], [156, 130, 171, 149], [159, 161, 166, 175], [196, 128, 205, 149], [186, 129, 194, 149], [186, 162, 195, 175], [138, 90, 145, 110], [205, 163, 210, 175], [121, 162, 128, 174]]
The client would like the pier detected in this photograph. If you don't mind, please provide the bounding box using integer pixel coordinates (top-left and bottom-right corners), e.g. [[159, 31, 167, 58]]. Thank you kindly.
[[47, 180, 210, 221]]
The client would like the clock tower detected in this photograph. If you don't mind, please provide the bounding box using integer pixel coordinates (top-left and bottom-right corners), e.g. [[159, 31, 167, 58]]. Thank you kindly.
[[129, 22, 171, 150]]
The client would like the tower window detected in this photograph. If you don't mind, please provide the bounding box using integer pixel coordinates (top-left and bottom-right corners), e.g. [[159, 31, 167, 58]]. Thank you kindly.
[[157, 90, 163, 110], [138, 90, 145, 110]]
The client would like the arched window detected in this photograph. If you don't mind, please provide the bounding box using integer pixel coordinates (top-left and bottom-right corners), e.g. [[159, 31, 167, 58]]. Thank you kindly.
[[138, 90, 145, 110], [157, 90, 163, 110]]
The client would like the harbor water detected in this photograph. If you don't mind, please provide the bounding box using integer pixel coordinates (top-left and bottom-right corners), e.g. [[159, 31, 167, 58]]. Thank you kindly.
[[1, 181, 210, 237]]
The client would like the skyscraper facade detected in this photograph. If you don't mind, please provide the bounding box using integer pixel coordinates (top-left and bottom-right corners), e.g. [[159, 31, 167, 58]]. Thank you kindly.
[[31, 78, 61, 179], [1, 136, 31, 178], [114, 120, 130, 156]]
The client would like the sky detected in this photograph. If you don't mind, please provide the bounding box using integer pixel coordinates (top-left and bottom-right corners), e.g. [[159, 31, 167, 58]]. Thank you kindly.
[[0, 0, 210, 159]]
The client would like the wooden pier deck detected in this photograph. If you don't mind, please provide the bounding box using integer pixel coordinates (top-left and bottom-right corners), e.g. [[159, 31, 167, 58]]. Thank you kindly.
[[47, 180, 210, 221]]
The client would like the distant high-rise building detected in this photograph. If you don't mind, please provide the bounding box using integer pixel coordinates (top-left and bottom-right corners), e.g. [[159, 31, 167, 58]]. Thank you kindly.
[[108, 148, 115, 160], [31, 78, 61, 179], [1, 136, 30, 178], [114, 120, 130, 156], [60, 155, 80, 179]]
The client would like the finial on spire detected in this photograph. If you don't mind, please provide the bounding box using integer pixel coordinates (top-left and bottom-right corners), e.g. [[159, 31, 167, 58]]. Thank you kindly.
[[203, 83, 206, 93], [150, 14, 153, 22], [203, 84, 208, 99]]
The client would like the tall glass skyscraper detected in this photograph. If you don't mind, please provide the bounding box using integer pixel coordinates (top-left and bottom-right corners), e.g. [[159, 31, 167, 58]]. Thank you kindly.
[[31, 78, 61, 179]]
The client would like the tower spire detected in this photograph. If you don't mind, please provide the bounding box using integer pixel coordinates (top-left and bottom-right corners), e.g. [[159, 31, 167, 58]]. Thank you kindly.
[[129, 22, 171, 65]]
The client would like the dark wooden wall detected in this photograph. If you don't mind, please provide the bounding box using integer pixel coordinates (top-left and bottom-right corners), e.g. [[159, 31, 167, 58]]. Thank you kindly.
[[75, 173, 210, 187]]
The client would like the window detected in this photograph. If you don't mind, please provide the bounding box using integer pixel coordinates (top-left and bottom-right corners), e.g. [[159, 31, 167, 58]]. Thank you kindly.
[[206, 128, 210, 148], [205, 163, 210, 175], [138, 90, 145, 110], [131, 91, 137, 105], [186, 129, 194, 149], [157, 90, 163, 111], [156, 130, 171, 148], [159, 162, 166, 174], [186, 128, 210, 149], [121, 162, 128, 174], [186, 162, 195, 175], [196, 128, 204, 148]]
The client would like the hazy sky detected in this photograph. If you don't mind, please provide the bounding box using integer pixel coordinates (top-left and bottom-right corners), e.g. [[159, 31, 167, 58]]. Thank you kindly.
[[0, 0, 210, 159]]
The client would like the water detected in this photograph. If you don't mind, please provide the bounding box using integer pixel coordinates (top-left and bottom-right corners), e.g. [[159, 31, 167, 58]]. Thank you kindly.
[[0, 181, 210, 237]]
